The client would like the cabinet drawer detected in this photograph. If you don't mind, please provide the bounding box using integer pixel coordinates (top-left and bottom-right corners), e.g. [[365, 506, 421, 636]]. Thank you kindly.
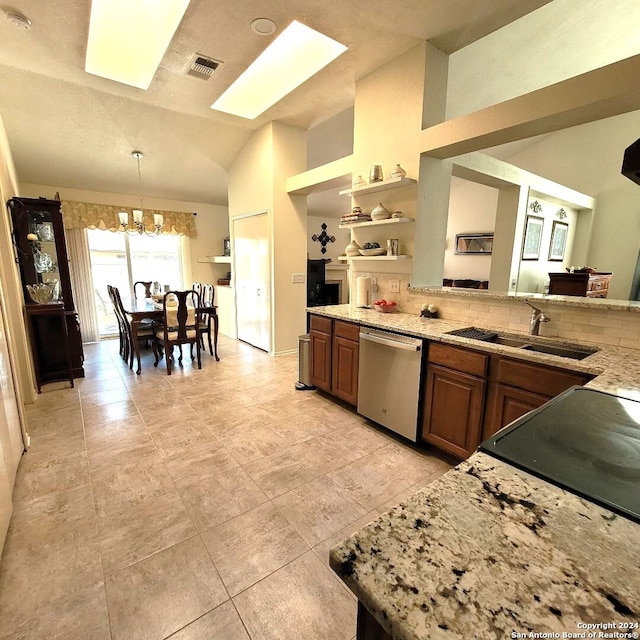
[[496, 357, 591, 397], [334, 320, 359, 342], [310, 315, 332, 334], [428, 342, 488, 378]]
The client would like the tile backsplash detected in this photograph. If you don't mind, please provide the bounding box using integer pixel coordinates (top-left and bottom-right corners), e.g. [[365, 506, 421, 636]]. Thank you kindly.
[[348, 272, 640, 349]]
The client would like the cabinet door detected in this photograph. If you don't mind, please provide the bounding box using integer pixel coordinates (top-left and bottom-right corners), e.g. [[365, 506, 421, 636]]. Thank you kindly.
[[310, 329, 332, 392], [483, 383, 549, 440], [421, 364, 485, 459], [332, 336, 359, 405]]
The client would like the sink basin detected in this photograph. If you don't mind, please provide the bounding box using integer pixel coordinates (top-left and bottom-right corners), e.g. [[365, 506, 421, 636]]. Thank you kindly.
[[445, 327, 597, 360], [520, 343, 596, 360]]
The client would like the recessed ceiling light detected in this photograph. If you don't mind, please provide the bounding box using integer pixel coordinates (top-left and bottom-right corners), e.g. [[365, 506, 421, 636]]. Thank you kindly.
[[4, 10, 31, 30], [251, 18, 277, 36], [211, 20, 347, 120], [85, 0, 191, 90]]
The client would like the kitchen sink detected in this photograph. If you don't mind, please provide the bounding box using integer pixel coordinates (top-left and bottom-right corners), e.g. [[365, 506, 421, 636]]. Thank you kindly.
[[520, 343, 596, 360], [445, 327, 598, 360]]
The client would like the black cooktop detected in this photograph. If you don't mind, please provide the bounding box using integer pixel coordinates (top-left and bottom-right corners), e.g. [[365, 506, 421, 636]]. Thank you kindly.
[[480, 386, 640, 523]]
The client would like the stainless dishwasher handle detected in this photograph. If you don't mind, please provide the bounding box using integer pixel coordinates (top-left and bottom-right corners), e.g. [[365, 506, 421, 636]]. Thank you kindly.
[[360, 332, 421, 351]]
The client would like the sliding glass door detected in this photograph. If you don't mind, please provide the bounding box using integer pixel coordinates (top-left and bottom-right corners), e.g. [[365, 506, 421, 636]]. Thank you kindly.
[[87, 230, 183, 338]]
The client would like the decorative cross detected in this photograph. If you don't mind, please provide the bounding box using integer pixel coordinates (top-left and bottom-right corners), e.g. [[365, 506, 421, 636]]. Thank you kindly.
[[311, 223, 336, 254]]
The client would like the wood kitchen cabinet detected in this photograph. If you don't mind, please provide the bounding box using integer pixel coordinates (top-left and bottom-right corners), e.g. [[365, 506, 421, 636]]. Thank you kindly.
[[309, 314, 359, 405], [483, 357, 593, 440], [421, 342, 595, 458], [421, 343, 488, 459], [548, 271, 612, 298]]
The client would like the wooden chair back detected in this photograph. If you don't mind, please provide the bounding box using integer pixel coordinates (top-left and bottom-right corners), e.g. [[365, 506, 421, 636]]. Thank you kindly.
[[201, 283, 215, 307], [134, 281, 152, 299]]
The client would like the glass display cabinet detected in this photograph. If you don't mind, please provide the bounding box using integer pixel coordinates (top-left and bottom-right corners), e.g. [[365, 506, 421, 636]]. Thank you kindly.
[[8, 197, 84, 390]]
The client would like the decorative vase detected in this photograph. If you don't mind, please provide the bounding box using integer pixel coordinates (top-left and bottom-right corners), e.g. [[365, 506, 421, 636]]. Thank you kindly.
[[390, 164, 407, 179], [371, 203, 391, 220], [369, 165, 383, 183], [352, 175, 366, 188], [345, 240, 362, 257]]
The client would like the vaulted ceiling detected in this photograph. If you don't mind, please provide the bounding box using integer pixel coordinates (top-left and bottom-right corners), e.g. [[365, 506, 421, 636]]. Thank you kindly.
[[0, 0, 549, 205]]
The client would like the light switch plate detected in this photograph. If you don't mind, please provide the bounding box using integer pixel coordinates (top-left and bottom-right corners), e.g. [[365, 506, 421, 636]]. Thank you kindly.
[[292, 273, 305, 283], [389, 279, 400, 293]]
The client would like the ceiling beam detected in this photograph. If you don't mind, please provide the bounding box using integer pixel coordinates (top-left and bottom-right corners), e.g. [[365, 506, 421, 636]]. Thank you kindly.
[[421, 54, 640, 159]]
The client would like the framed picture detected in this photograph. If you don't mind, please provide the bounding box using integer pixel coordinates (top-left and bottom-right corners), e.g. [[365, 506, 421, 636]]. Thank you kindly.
[[454, 233, 494, 255], [549, 220, 569, 261], [522, 215, 544, 260]]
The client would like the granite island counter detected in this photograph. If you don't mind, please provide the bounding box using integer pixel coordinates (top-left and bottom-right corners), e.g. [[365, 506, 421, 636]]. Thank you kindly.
[[329, 452, 640, 640]]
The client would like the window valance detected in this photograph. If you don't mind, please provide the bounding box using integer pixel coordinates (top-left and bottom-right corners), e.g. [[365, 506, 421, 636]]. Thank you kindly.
[[60, 200, 198, 237]]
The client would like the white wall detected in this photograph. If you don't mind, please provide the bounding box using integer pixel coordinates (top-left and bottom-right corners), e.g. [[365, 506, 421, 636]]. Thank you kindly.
[[307, 216, 350, 261], [444, 177, 497, 281], [447, 0, 640, 119]]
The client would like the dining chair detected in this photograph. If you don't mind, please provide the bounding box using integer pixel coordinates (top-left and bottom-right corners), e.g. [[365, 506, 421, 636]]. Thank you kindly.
[[109, 285, 154, 369], [152, 290, 203, 375], [134, 281, 153, 299], [198, 283, 219, 361], [107, 285, 128, 362]]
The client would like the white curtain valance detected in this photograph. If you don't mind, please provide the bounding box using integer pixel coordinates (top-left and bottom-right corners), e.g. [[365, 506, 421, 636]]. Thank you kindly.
[[60, 200, 198, 238]]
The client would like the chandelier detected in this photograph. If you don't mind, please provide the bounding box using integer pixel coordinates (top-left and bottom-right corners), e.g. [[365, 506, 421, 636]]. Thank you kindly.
[[118, 151, 163, 236]]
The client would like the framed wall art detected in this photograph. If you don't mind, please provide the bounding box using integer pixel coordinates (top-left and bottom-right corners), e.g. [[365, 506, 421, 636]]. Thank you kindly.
[[548, 220, 569, 261], [454, 233, 494, 254], [522, 215, 544, 260]]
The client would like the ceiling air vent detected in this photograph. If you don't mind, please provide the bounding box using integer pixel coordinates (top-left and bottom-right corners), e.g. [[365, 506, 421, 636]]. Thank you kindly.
[[186, 54, 221, 80]]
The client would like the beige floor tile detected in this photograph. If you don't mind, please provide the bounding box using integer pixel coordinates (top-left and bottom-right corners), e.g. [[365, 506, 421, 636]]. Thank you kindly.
[[105, 537, 228, 640], [133, 388, 189, 412], [177, 466, 268, 531], [77, 376, 128, 396], [26, 428, 86, 460], [24, 388, 80, 415], [162, 440, 240, 483], [80, 386, 132, 409], [220, 424, 289, 464], [201, 502, 309, 596], [233, 551, 356, 640], [167, 601, 249, 640], [25, 406, 83, 436], [13, 451, 89, 502], [84, 415, 149, 451], [87, 436, 160, 471], [150, 419, 217, 457], [82, 399, 140, 426], [273, 475, 368, 546], [243, 440, 344, 499], [313, 423, 395, 463], [8, 483, 96, 538], [139, 403, 201, 430], [97, 492, 197, 574], [0, 580, 110, 640], [91, 459, 176, 517], [327, 448, 432, 511], [268, 414, 336, 444], [0, 522, 102, 625]]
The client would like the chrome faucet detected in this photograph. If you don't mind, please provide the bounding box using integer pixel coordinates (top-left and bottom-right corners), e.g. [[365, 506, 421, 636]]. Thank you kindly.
[[525, 301, 550, 335]]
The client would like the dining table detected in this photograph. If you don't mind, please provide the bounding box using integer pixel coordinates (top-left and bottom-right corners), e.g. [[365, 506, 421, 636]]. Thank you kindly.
[[123, 298, 219, 374]]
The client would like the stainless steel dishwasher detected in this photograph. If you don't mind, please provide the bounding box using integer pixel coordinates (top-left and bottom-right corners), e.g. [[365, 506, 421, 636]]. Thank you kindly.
[[357, 328, 424, 441]]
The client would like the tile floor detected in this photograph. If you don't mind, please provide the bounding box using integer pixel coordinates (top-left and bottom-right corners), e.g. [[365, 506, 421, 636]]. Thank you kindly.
[[0, 336, 452, 640]]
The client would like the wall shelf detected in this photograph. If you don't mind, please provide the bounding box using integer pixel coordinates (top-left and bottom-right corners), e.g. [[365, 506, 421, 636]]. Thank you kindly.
[[339, 176, 417, 197], [198, 256, 232, 264], [338, 255, 412, 261], [339, 217, 413, 230]]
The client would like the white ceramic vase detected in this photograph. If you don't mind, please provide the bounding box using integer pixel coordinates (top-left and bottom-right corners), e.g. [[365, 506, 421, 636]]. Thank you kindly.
[[390, 164, 407, 179], [345, 240, 362, 256], [371, 203, 391, 220]]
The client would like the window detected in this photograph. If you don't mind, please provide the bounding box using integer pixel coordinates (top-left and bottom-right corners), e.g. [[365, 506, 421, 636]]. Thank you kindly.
[[88, 229, 183, 337]]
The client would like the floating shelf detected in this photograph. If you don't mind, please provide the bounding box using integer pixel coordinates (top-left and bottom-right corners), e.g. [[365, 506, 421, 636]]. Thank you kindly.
[[339, 217, 414, 230], [198, 256, 232, 264], [339, 176, 417, 197], [338, 255, 412, 261]]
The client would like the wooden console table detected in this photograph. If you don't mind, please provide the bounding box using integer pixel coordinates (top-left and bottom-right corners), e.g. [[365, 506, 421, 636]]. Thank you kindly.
[[548, 271, 612, 298]]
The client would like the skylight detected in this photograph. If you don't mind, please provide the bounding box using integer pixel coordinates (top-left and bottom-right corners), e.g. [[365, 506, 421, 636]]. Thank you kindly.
[[211, 21, 347, 120], [85, 0, 191, 90]]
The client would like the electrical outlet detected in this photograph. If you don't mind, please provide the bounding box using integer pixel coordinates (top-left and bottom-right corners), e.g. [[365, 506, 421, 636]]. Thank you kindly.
[[389, 279, 400, 293], [292, 273, 305, 283]]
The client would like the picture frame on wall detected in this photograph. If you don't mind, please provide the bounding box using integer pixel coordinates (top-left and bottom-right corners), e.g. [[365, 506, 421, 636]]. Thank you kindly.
[[454, 233, 494, 254], [549, 220, 569, 261], [522, 215, 544, 260]]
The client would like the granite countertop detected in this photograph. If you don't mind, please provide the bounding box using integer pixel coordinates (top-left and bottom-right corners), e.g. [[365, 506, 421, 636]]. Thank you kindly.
[[308, 305, 640, 401], [329, 452, 640, 640]]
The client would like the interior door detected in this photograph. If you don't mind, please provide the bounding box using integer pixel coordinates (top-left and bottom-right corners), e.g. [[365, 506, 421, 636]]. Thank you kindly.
[[233, 213, 271, 352]]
